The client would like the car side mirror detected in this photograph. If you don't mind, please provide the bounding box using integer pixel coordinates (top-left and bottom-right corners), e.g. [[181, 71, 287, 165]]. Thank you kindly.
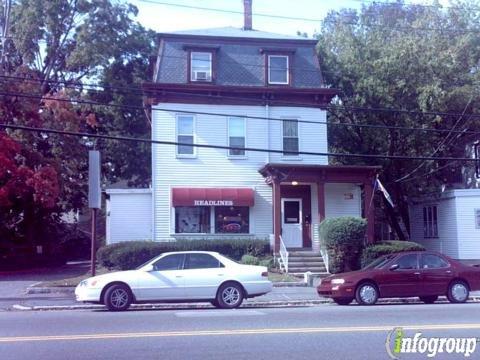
[[144, 264, 155, 272], [389, 264, 399, 271]]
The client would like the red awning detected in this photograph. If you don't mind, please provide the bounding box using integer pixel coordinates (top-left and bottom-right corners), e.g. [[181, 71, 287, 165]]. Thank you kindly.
[[172, 188, 255, 207]]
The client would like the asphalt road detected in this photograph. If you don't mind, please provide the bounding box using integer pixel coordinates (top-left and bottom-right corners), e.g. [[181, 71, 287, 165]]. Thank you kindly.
[[1, 303, 480, 360]]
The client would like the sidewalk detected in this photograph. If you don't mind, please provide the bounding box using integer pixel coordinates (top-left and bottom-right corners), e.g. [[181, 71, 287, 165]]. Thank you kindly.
[[1, 263, 480, 311]]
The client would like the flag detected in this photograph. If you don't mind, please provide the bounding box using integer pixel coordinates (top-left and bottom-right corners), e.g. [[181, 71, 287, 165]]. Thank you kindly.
[[375, 178, 394, 208]]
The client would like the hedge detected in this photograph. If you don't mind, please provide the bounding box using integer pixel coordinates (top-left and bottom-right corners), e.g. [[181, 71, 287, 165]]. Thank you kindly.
[[319, 217, 367, 273], [361, 240, 426, 268], [97, 239, 270, 270]]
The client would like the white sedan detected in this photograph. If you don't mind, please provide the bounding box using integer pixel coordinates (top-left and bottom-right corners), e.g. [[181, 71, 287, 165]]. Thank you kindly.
[[75, 251, 272, 311]]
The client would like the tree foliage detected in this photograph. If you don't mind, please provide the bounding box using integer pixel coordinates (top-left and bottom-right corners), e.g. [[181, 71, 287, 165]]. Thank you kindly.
[[317, 1, 480, 234]]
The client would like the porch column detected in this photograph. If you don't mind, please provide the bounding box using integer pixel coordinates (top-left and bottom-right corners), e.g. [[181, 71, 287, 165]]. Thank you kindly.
[[273, 179, 281, 254], [316, 182, 325, 223], [364, 181, 375, 244]]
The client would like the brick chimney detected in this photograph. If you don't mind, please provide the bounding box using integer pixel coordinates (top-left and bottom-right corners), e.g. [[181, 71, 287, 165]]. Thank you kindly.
[[243, 0, 252, 30]]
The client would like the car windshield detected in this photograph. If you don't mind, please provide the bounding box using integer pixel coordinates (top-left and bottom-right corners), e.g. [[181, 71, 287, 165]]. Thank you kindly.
[[135, 256, 161, 270], [362, 254, 396, 270]]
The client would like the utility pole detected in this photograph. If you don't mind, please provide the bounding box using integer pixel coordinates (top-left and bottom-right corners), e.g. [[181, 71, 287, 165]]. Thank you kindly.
[[88, 150, 101, 276], [0, 0, 12, 74]]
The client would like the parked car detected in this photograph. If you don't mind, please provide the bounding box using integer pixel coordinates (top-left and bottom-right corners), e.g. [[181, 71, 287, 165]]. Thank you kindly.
[[75, 251, 272, 311], [317, 251, 480, 305]]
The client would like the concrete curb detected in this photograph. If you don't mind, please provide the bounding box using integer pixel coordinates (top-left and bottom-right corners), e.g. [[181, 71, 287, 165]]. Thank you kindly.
[[11, 296, 480, 312]]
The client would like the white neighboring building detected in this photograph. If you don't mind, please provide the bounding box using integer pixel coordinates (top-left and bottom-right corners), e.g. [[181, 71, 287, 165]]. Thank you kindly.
[[409, 189, 480, 260], [106, 189, 152, 244]]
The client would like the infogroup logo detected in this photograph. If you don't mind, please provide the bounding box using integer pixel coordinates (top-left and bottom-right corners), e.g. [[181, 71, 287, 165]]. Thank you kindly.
[[385, 328, 478, 359]]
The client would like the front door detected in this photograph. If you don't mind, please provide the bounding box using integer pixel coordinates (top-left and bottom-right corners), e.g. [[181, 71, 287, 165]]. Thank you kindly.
[[281, 198, 303, 248]]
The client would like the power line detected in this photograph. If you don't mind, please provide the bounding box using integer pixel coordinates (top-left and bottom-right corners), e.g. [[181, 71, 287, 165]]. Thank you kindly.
[[1, 88, 480, 137], [138, 0, 480, 34], [0, 122, 478, 162]]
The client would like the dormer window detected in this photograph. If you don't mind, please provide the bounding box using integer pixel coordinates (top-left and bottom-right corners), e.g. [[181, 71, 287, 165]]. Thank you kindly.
[[191, 52, 212, 82], [268, 55, 289, 85]]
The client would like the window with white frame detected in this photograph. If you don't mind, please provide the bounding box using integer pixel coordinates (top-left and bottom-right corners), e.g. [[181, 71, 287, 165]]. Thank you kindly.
[[423, 205, 438, 238], [475, 209, 480, 229], [268, 55, 289, 84], [176, 115, 195, 156], [228, 117, 246, 156], [283, 119, 299, 155], [190, 52, 212, 82]]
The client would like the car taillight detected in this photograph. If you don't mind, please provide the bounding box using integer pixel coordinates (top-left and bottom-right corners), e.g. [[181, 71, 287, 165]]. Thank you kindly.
[[261, 272, 268, 277]]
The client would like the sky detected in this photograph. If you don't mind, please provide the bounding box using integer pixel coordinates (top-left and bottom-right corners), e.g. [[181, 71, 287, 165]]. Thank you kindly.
[[129, 0, 448, 37], [128, 0, 374, 38]]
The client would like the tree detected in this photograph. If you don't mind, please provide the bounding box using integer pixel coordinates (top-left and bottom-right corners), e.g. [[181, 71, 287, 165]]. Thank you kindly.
[[316, 1, 480, 237]]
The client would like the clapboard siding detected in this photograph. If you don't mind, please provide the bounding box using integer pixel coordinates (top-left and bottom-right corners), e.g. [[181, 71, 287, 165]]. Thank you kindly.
[[324, 183, 362, 218], [409, 197, 459, 258], [409, 189, 480, 260], [106, 191, 152, 244], [151, 103, 328, 241], [454, 191, 480, 259]]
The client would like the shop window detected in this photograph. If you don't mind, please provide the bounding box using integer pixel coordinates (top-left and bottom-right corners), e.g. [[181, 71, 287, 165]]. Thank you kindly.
[[215, 206, 249, 234], [228, 117, 246, 156], [175, 206, 210, 233], [176, 115, 195, 156], [268, 55, 289, 84], [190, 52, 212, 82], [423, 205, 438, 238], [283, 119, 299, 155]]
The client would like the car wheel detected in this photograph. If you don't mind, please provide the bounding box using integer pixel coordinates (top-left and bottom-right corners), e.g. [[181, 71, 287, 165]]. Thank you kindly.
[[333, 297, 353, 305], [419, 296, 438, 304], [104, 284, 132, 311], [216, 282, 244, 309], [447, 281, 469, 303], [355, 282, 378, 305]]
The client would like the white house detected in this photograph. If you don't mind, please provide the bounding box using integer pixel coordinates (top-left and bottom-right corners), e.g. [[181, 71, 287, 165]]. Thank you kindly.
[[106, 1, 380, 255], [409, 189, 480, 261]]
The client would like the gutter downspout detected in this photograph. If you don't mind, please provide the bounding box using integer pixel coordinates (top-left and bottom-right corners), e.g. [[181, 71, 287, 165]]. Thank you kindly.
[[266, 103, 270, 163]]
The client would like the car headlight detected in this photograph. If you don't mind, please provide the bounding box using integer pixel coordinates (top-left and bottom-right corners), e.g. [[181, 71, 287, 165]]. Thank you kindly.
[[79, 280, 88, 287], [79, 279, 98, 287], [331, 278, 345, 285]]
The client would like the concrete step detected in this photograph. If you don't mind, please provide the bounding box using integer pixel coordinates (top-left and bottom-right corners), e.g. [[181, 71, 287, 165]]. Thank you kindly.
[[290, 272, 330, 278], [289, 251, 321, 257], [288, 257, 324, 263], [288, 261, 325, 267], [288, 267, 327, 273]]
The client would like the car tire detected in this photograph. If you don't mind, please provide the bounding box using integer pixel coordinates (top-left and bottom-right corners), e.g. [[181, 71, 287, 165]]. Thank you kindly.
[[355, 282, 379, 305], [447, 280, 469, 303], [210, 299, 219, 308], [419, 296, 438, 304], [104, 284, 132, 311], [216, 282, 244, 309], [333, 297, 353, 305]]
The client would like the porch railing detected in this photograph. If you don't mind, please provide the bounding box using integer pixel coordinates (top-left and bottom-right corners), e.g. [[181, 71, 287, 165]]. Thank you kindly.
[[279, 235, 289, 273]]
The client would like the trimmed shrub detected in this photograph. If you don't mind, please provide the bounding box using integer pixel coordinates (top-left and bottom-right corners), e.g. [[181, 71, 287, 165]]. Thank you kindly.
[[241, 254, 259, 265], [319, 217, 367, 274], [259, 257, 275, 270], [97, 239, 270, 270], [361, 240, 426, 268]]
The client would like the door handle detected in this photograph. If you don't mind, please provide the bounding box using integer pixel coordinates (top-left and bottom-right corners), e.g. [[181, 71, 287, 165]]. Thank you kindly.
[[446, 270, 452, 274], [217, 274, 224, 276], [176, 275, 183, 278], [414, 272, 421, 275]]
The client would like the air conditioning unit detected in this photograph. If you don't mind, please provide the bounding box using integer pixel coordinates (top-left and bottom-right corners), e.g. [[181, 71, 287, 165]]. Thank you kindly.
[[193, 71, 209, 81]]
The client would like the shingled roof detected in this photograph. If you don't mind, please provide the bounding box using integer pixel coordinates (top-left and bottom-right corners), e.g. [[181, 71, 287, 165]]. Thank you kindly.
[[154, 26, 325, 89]]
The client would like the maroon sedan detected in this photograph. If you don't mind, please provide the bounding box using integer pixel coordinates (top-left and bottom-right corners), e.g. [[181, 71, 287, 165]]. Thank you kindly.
[[317, 251, 480, 305]]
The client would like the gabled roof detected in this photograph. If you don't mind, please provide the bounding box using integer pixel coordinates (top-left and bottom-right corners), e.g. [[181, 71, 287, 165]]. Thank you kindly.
[[164, 26, 314, 42]]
